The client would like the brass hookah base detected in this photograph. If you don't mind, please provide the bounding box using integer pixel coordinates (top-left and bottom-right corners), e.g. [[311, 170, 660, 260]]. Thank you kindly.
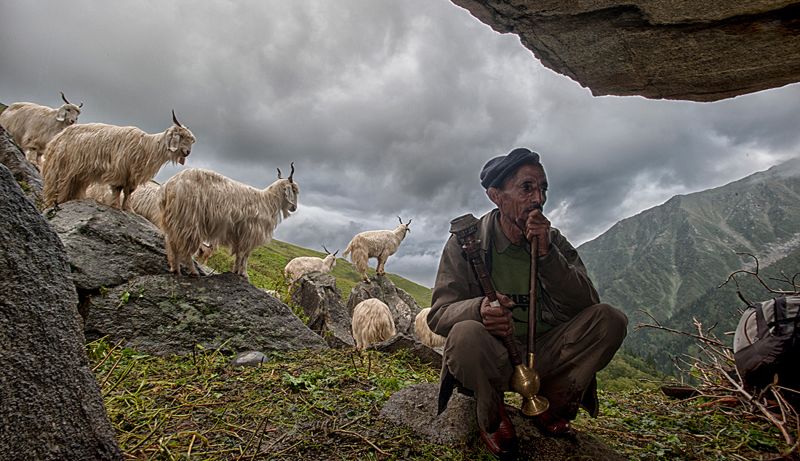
[[510, 352, 550, 417]]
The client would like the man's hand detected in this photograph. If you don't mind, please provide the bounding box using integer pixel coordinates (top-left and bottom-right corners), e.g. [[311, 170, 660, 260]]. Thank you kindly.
[[525, 209, 550, 256], [480, 292, 514, 338]]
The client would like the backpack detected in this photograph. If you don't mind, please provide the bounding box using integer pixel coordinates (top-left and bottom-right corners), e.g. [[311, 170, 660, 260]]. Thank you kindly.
[[733, 295, 800, 390]]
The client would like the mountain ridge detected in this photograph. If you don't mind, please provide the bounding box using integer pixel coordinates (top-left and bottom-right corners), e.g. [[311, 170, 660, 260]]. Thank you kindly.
[[578, 157, 800, 371]]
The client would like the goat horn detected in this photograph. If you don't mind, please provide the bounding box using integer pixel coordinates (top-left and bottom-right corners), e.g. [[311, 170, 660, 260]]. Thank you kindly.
[[78, 101, 84, 108], [407, 218, 412, 226], [322, 244, 330, 254], [333, 249, 339, 257], [288, 162, 295, 183], [277, 168, 282, 179], [172, 110, 183, 127], [60, 91, 70, 105], [398, 216, 403, 225]]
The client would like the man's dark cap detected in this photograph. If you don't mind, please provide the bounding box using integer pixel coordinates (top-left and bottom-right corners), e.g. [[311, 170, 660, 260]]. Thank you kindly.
[[480, 147, 541, 189]]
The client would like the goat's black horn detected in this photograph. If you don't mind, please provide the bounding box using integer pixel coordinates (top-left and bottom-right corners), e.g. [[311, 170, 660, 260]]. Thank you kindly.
[[60, 91, 70, 105], [277, 168, 282, 179], [288, 162, 295, 183], [322, 244, 330, 254], [172, 110, 183, 127]]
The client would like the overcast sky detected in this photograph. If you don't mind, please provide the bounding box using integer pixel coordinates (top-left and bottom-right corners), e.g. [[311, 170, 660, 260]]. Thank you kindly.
[[3, 1, 799, 287]]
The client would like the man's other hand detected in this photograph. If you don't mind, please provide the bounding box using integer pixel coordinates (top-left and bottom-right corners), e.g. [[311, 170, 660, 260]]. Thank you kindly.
[[525, 209, 550, 256], [480, 293, 514, 337]]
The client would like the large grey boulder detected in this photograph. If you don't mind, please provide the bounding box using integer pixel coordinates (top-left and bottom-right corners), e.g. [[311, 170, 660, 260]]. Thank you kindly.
[[0, 124, 42, 206], [346, 275, 419, 336], [291, 272, 355, 348], [84, 272, 328, 355], [451, 0, 800, 101], [381, 383, 625, 460], [0, 164, 122, 460], [46, 199, 169, 296]]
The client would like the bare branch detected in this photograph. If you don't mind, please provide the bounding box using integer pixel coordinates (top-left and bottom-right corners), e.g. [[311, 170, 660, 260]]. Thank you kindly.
[[719, 252, 798, 298]]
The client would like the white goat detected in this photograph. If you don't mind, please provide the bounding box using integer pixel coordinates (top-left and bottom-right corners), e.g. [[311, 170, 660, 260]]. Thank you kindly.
[[0, 92, 82, 167], [161, 164, 299, 279], [414, 307, 446, 348], [284, 246, 339, 284], [85, 180, 215, 264], [42, 111, 195, 209], [87, 180, 164, 226], [343, 217, 411, 282], [351, 298, 396, 350]]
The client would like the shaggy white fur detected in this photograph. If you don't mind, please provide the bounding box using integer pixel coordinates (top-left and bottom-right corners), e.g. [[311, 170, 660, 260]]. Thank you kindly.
[[160, 166, 299, 280], [42, 111, 195, 209], [284, 248, 338, 284], [87, 180, 164, 227], [351, 298, 396, 350], [86, 180, 214, 263], [0, 92, 82, 167], [343, 217, 411, 282], [414, 307, 446, 348]]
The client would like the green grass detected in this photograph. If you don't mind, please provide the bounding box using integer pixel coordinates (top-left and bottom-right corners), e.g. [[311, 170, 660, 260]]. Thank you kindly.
[[89, 338, 793, 460], [574, 389, 790, 460], [91, 239, 795, 459], [205, 239, 432, 308]]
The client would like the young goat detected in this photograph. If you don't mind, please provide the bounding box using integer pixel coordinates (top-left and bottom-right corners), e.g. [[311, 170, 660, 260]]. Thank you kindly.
[[351, 298, 396, 350], [343, 217, 411, 282], [284, 245, 338, 285], [161, 164, 299, 279], [42, 111, 194, 209], [414, 307, 446, 348], [0, 92, 82, 167]]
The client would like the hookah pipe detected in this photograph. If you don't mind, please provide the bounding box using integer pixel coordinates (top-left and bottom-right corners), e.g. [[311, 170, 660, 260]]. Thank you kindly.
[[449, 214, 549, 416]]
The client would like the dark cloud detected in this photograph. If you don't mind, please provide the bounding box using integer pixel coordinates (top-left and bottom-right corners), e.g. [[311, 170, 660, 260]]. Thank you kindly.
[[2, 0, 798, 287]]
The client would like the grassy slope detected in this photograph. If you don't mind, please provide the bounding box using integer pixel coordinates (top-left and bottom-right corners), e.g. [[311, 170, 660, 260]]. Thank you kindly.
[[205, 239, 432, 308], [90, 240, 792, 459], [90, 339, 790, 460]]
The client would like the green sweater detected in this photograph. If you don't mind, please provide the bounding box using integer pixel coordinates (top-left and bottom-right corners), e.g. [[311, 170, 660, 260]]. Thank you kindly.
[[491, 241, 553, 338]]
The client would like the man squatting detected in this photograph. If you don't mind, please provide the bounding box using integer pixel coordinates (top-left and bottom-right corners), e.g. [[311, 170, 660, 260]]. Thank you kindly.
[[427, 148, 628, 457]]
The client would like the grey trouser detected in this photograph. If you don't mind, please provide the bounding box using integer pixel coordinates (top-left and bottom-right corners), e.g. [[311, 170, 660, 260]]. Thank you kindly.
[[443, 303, 627, 432]]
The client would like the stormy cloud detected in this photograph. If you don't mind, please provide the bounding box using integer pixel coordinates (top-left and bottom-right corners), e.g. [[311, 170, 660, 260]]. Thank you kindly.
[[2, 0, 798, 286]]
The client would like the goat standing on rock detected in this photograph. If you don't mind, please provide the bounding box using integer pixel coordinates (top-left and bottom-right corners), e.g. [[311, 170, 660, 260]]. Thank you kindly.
[[43, 111, 195, 209], [0, 91, 82, 167], [161, 164, 299, 280], [86, 180, 217, 264], [343, 217, 411, 282], [284, 245, 338, 285]]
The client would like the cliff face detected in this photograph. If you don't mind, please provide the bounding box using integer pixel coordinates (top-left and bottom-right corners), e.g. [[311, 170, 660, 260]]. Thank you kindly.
[[451, 0, 800, 101]]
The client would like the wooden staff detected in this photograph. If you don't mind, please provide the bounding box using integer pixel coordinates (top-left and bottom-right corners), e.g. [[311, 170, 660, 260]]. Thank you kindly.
[[449, 214, 548, 416]]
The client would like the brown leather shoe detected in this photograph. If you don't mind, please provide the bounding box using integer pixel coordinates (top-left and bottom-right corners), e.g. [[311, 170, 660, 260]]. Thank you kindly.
[[479, 403, 518, 458], [532, 408, 575, 438]]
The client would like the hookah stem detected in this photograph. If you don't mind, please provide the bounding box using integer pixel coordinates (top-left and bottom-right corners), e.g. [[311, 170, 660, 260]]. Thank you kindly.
[[467, 249, 523, 367], [528, 236, 538, 358]]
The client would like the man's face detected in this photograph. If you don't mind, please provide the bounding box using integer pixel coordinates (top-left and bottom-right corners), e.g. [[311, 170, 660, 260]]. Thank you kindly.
[[487, 163, 548, 227]]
